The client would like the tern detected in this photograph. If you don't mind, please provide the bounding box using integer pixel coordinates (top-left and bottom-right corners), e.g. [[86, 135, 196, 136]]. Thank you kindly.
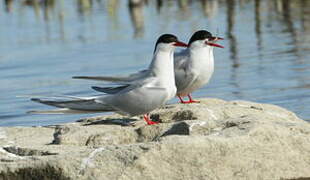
[[73, 30, 223, 104], [173, 30, 224, 103], [28, 34, 188, 125]]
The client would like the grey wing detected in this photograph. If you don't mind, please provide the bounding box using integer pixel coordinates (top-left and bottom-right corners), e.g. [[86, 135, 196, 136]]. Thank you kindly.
[[96, 79, 168, 116], [92, 85, 130, 94], [94, 74, 156, 95], [91, 71, 154, 94], [174, 49, 189, 70], [174, 49, 195, 92], [175, 68, 196, 93], [72, 69, 149, 83]]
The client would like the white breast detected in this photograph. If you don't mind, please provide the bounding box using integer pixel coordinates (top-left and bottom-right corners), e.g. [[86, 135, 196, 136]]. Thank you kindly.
[[176, 46, 214, 96]]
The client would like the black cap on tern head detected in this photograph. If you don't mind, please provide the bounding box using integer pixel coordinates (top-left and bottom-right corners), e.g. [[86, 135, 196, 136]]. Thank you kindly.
[[188, 30, 224, 48], [155, 34, 178, 47], [188, 30, 212, 45], [154, 34, 188, 53]]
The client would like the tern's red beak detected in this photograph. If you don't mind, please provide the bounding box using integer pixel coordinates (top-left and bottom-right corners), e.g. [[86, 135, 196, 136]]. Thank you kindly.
[[206, 42, 224, 48], [173, 41, 188, 47]]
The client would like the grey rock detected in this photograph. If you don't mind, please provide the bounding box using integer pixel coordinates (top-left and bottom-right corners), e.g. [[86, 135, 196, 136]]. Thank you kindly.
[[0, 98, 310, 180]]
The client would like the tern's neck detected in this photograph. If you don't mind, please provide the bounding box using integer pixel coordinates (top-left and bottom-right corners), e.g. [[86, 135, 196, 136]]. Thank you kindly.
[[189, 46, 214, 68], [149, 49, 175, 85]]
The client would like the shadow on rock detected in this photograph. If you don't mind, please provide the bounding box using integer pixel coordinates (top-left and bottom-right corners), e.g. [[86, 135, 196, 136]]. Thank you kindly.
[[83, 118, 138, 126]]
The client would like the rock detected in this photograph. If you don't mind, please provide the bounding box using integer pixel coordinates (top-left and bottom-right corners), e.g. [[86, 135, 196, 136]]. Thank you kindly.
[[0, 98, 310, 180]]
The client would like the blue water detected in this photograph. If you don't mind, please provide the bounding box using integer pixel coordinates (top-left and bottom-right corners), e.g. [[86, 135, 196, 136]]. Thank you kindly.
[[0, 0, 309, 126]]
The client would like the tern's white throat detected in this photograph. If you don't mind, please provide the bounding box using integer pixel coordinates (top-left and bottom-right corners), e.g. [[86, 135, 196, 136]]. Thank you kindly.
[[149, 43, 176, 86], [188, 40, 214, 72]]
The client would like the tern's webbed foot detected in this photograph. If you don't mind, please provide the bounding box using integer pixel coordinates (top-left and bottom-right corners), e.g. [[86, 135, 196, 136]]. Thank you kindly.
[[143, 114, 159, 125], [180, 100, 200, 104], [178, 94, 200, 104], [146, 120, 159, 125]]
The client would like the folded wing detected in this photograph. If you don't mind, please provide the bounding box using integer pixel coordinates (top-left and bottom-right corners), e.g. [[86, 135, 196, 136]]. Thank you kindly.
[[72, 70, 149, 83]]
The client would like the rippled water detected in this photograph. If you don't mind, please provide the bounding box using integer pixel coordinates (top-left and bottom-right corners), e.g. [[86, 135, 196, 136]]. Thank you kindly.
[[0, 0, 309, 126]]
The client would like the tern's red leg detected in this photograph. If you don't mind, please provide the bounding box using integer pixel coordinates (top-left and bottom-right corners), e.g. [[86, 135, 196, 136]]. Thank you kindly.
[[188, 94, 200, 103], [143, 114, 159, 125], [178, 94, 200, 104], [178, 95, 186, 103]]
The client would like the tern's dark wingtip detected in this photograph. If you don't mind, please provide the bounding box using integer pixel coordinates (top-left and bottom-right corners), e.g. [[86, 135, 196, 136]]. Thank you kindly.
[[91, 86, 101, 91], [30, 98, 40, 102], [27, 110, 36, 114]]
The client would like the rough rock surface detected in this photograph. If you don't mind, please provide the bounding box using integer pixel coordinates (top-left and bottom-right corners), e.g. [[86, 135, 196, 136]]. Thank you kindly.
[[0, 98, 310, 180]]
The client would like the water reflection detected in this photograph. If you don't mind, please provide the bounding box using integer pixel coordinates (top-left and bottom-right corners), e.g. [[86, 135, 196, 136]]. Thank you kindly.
[[281, 1, 299, 57], [106, 0, 120, 37], [156, 0, 163, 13], [300, 0, 310, 32], [4, 0, 308, 45], [200, 0, 218, 18], [77, 0, 92, 16], [225, 0, 239, 68], [254, 0, 262, 54], [177, 0, 189, 11], [128, 0, 144, 6], [4, 0, 13, 12], [128, 0, 144, 38], [43, 0, 55, 21]]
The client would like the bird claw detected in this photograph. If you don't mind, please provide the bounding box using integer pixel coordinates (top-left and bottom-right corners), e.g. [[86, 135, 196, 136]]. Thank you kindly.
[[143, 114, 159, 125], [146, 120, 159, 125], [180, 100, 200, 104], [178, 94, 200, 104]]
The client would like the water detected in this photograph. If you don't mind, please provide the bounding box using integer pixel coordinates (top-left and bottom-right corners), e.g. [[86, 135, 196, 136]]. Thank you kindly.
[[0, 0, 309, 126]]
